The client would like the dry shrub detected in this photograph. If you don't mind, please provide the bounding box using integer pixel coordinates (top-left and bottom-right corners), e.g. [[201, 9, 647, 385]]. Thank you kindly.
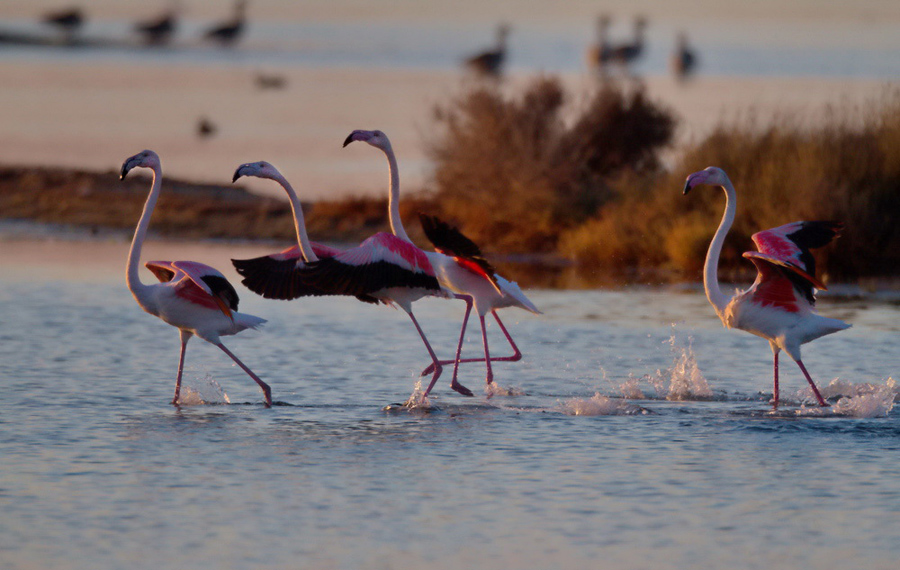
[[564, 89, 900, 282], [428, 77, 675, 253]]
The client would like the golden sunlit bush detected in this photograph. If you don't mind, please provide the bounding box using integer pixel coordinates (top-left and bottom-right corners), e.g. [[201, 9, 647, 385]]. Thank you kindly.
[[562, 89, 900, 282], [427, 77, 675, 253]]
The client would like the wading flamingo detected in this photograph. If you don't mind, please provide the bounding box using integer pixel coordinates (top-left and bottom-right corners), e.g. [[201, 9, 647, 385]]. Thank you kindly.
[[343, 129, 541, 397], [230, 161, 457, 402], [203, 0, 245, 46], [586, 14, 612, 77], [464, 23, 510, 79], [683, 166, 850, 408], [121, 150, 272, 407]]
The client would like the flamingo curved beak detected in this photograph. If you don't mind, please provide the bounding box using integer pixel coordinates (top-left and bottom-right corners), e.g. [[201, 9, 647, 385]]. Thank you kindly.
[[343, 130, 370, 147], [232, 166, 245, 183], [682, 179, 693, 195], [120, 159, 136, 181]]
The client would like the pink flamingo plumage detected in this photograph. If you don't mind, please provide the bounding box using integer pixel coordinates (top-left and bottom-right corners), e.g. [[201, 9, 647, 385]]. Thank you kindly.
[[683, 166, 851, 408], [343, 130, 541, 398], [230, 161, 456, 402], [120, 150, 272, 407]]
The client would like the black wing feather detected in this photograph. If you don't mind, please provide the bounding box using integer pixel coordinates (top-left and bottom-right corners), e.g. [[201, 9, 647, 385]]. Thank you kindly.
[[418, 213, 498, 281]]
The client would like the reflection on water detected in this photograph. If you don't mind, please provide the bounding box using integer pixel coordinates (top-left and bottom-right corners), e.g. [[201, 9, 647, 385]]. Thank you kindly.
[[0, 248, 898, 570]]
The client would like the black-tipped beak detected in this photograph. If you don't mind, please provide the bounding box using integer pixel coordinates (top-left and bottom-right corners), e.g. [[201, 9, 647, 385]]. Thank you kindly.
[[342, 132, 356, 148], [232, 168, 243, 183], [682, 181, 691, 195], [120, 162, 131, 181]]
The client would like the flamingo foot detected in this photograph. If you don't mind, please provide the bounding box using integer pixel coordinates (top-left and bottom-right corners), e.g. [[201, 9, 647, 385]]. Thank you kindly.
[[451, 380, 474, 397], [256, 383, 273, 408]]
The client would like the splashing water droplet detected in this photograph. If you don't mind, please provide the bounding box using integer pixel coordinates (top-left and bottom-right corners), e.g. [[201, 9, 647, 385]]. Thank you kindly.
[[177, 373, 231, 406]]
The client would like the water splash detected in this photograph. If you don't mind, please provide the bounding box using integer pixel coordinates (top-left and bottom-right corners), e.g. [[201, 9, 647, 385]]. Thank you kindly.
[[614, 335, 713, 401], [485, 383, 526, 397], [662, 336, 712, 401], [177, 373, 231, 406], [557, 393, 651, 416], [794, 377, 896, 418], [401, 378, 434, 410]]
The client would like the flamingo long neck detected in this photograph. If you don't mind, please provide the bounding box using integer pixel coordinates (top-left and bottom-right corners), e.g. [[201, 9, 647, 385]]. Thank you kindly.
[[272, 172, 318, 263], [126, 165, 161, 298], [704, 181, 736, 316], [383, 144, 413, 243]]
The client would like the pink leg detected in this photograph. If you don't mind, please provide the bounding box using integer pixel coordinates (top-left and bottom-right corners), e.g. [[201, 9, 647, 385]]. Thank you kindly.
[[489, 311, 523, 363], [796, 359, 829, 407], [448, 298, 475, 396], [772, 351, 780, 409], [172, 329, 191, 406], [216, 342, 272, 407], [420, 310, 521, 372], [408, 311, 444, 401], [479, 314, 494, 385]]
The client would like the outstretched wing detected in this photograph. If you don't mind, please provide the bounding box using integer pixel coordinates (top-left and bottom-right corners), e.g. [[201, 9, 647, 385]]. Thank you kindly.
[[171, 260, 240, 318], [743, 255, 804, 312], [146, 260, 238, 319], [145, 260, 177, 283], [418, 213, 501, 293], [231, 244, 342, 301], [296, 232, 442, 299], [747, 221, 843, 305]]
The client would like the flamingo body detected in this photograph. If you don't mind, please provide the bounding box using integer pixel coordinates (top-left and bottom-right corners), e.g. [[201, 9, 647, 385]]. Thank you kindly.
[[136, 9, 177, 45], [230, 161, 454, 401], [344, 130, 540, 398], [204, 0, 246, 45], [464, 24, 510, 78], [121, 150, 271, 406], [684, 166, 850, 407]]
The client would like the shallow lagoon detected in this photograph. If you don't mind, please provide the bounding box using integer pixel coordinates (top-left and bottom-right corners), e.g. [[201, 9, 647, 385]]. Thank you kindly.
[[0, 238, 898, 570]]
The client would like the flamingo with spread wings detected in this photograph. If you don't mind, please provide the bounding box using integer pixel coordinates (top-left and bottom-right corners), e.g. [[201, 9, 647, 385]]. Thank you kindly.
[[343, 130, 541, 397], [230, 161, 457, 402], [121, 150, 272, 407], [683, 166, 850, 408]]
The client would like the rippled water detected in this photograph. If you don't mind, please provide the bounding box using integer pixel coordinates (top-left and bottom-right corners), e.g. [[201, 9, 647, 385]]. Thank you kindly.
[[1, 250, 899, 570]]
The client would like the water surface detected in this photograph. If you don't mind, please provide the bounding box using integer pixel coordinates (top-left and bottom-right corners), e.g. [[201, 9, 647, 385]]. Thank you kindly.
[[1, 239, 898, 569]]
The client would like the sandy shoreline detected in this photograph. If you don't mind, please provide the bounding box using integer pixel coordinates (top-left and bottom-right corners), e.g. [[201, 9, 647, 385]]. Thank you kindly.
[[0, 60, 893, 199]]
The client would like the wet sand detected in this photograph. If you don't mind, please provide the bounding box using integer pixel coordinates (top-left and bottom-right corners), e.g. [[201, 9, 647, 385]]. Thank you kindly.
[[0, 60, 891, 199]]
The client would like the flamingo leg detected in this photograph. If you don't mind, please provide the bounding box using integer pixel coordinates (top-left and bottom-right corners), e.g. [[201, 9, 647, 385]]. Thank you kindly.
[[772, 350, 780, 409], [420, 310, 522, 373], [408, 311, 444, 402], [479, 314, 494, 386], [795, 359, 829, 407], [489, 310, 523, 363], [173, 329, 191, 406], [216, 342, 272, 407], [448, 298, 475, 397]]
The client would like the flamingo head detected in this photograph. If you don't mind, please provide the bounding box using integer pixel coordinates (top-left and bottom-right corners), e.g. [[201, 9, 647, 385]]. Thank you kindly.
[[683, 166, 730, 195], [120, 149, 160, 180], [343, 129, 392, 152], [232, 161, 281, 182]]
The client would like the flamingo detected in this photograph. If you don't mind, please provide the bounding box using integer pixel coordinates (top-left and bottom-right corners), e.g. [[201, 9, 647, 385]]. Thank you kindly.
[[683, 166, 850, 408], [203, 0, 246, 46], [41, 6, 84, 43], [464, 23, 510, 79], [586, 14, 612, 76], [608, 16, 647, 72], [343, 129, 541, 397], [230, 161, 461, 402], [670, 32, 697, 82], [120, 150, 272, 407], [135, 3, 179, 46]]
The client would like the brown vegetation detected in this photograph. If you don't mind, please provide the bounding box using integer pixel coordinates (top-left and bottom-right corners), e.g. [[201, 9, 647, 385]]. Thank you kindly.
[[426, 77, 675, 253], [561, 91, 900, 282]]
